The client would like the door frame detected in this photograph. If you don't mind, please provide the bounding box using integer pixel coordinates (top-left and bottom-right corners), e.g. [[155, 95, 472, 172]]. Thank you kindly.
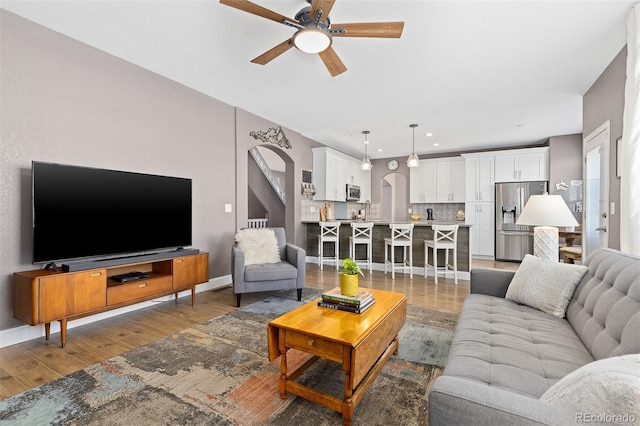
[[583, 121, 610, 257]]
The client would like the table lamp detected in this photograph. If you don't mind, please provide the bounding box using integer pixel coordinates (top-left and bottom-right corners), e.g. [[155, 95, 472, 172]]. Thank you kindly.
[[516, 193, 579, 262]]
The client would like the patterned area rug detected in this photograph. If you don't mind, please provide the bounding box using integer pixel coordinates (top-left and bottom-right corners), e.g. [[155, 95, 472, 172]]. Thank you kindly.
[[0, 289, 458, 426]]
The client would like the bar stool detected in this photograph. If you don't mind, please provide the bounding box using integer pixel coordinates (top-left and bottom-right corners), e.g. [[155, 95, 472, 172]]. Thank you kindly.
[[349, 222, 374, 273], [384, 223, 414, 279], [318, 221, 340, 270], [425, 225, 459, 284]]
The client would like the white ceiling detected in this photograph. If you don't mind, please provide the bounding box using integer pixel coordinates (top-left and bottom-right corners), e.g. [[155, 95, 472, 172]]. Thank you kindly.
[[2, 0, 636, 160]]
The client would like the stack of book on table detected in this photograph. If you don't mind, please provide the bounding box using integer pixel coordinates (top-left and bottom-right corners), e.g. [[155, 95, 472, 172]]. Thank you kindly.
[[318, 287, 376, 314]]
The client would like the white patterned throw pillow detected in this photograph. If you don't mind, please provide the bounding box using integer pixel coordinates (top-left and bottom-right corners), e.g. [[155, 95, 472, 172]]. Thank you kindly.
[[541, 354, 640, 421], [505, 254, 588, 318], [235, 228, 281, 266]]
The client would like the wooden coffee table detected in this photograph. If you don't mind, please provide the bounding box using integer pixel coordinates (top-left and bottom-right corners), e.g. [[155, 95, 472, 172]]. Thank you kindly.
[[267, 288, 407, 425]]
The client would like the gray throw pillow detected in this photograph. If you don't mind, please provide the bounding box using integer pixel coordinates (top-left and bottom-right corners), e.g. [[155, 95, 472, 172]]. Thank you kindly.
[[505, 254, 588, 318]]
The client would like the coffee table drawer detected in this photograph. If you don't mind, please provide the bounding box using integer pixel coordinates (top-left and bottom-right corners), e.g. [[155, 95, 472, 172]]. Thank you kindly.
[[285, 330, 343, 361]]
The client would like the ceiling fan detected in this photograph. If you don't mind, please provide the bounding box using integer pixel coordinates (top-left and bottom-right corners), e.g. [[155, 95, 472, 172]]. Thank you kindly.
[[220, 0, 404, 77]]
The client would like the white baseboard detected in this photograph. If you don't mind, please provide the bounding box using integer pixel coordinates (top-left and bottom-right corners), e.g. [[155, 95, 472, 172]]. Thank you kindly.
[[0, 275, 232, 349]]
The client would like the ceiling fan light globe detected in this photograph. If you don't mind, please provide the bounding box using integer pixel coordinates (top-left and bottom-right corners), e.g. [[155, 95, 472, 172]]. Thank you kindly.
[[293, 29, 331, 53], [407, 154, 420, 168]]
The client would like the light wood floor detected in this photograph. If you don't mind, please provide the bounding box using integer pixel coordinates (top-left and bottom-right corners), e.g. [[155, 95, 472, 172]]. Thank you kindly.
[[0, 259, 518, 400]]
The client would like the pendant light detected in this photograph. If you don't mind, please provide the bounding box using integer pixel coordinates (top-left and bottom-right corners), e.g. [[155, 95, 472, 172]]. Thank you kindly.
[[407, 124, 419, 167], [361, 130, 372, 170]]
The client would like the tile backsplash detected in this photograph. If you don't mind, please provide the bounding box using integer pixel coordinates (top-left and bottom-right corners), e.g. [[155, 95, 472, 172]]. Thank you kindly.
[[411, 203, 465, 221]]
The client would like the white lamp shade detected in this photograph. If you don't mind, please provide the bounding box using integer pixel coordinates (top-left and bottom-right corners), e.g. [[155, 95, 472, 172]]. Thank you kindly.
[[516, 194, 579, 227], [360, 158, 372, 170]]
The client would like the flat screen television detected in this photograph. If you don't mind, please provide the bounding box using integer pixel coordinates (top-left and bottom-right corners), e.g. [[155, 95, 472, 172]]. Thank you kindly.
[[32, 161, 192, 265]]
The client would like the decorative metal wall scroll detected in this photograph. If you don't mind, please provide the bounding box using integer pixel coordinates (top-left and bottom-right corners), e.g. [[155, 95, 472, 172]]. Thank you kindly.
[[249, 126, 291, 149]]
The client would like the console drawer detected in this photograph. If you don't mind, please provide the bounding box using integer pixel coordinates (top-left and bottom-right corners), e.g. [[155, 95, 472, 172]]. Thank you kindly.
[[107, 276, 172, 306]]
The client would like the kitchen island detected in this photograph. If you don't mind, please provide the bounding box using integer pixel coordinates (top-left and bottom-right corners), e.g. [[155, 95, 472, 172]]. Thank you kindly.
[[304, 221, 472, 276]]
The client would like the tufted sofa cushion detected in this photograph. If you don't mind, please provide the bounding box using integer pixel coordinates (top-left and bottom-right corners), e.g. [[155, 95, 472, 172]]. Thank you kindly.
[[566, 249, 640, 359], [444, 294, 595, 398]]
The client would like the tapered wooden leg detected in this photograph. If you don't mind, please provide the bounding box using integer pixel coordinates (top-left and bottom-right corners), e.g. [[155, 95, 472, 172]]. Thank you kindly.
[[44, 322, 51, 340], [191, 287, 195, 306], [297, 288, 302, 301], [59, 318, 67, 348], [236, 293, 241, 307], [174, 292, 179, 306]]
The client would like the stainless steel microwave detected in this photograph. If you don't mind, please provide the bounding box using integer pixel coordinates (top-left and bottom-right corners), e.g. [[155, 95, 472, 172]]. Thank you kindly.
[[346, 184, 361, 201]]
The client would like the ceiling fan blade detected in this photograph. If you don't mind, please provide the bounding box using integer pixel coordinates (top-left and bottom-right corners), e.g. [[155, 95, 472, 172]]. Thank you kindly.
[[310, 0, 337, 23], [220, 0, 296, 25], [251, 39, 293, 65], [331, 22, 405, 38], [319, 47, 347, 77]]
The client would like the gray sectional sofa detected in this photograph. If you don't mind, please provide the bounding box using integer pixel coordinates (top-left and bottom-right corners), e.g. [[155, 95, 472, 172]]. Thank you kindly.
[[428, 248, 640, 425]]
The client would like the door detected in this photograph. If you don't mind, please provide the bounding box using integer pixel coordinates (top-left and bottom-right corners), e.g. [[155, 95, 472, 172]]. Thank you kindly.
[[584, 122, 610, 258]]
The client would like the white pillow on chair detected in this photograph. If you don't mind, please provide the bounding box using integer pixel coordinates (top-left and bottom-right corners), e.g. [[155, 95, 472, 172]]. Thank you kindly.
[[235, 228, 281, 266]]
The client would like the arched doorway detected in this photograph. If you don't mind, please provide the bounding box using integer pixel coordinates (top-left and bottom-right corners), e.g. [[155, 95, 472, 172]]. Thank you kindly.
[[380, 173, 408, 222], [247, 145, 294, 235]]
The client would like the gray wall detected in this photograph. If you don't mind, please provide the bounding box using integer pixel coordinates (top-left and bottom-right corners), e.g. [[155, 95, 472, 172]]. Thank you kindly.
[[583, 47, 626, 250], [548, 134, 583, 224], [0, 11, 316, 332]]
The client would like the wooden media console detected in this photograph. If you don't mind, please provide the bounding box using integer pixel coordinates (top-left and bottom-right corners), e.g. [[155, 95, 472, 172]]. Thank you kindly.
[[13, 252, 209, 347]]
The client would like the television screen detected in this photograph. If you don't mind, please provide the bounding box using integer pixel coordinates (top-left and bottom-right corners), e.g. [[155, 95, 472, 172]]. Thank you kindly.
[[32, 161, 192, 264]]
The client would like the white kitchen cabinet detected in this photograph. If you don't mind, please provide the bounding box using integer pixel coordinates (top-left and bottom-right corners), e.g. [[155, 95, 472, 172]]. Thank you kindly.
[[410, 157, 464, 203], [463, 153, 494, 201], [466, 202, 495, 257], [313, 147, 343, 201], [355, 168, 371, 202], [312, 147, 371, 202], [436, 158, 465, 202], [409, 160, 436, 203], [494, 147, 549, 182]]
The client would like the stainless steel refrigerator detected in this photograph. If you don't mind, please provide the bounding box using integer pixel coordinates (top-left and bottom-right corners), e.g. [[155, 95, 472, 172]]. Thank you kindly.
[[495, 181, 547, 261]]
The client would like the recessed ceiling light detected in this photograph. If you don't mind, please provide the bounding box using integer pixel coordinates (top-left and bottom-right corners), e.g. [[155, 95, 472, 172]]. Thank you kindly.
[[425, 132, 433, 137], [377, 148, 383, 152], [433, 143, 440, 146]]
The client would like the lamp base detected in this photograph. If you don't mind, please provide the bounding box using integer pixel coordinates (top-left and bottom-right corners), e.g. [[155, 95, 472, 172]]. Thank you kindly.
[[533, 226, 559, 262]]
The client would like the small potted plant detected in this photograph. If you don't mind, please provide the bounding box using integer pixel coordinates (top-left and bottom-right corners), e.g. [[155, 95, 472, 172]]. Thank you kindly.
[[340, 258, 363, 297]]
